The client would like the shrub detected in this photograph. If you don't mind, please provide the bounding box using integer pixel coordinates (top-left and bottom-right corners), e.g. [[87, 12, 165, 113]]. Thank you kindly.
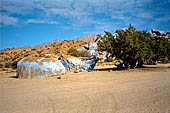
[[68, 47, 78, 57], [0, 64, 3, 68], [78, 50, 90, 57], [68, 47, 90, 57], [5, 63, 10, 68], [31, 48, 36, 51], [105, 57, 113, 62]]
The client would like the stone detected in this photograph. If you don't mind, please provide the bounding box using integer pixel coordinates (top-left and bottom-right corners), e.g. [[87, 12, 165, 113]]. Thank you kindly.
[[17, 55, 99, 79], [166, 32, 170, 38], [80, 55, 99, 71], [17, 57, 66, 79], [61, 58, 82, 72], [151, 29, 164, 36]]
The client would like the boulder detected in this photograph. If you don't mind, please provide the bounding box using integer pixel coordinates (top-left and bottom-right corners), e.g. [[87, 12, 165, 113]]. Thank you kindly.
[[17, 57, 66, 79], [61, 58, 82, 72], [151, 29, 164, 36], [166, 32, 170, 38], [61, 56, 99, 72], [77, 42, 98, 54], [17, 55, 99, 79], [80, 55, 99, 71]]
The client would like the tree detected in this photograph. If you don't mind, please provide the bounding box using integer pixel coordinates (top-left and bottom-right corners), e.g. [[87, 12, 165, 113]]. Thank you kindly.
[[98, 24, 170, 69]]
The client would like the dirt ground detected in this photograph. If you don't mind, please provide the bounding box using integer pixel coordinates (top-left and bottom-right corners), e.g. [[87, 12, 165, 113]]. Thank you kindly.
[[0, 65, 170, 113]]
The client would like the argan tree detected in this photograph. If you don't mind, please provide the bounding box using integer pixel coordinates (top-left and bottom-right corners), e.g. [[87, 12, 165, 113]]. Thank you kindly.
[[98, 24, 170, 69]]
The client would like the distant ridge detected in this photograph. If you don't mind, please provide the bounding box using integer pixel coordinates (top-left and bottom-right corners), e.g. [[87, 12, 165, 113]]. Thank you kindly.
[[23, 38, 62, 48], [72, 34, 98, 43], [22, 34, 98, 48]]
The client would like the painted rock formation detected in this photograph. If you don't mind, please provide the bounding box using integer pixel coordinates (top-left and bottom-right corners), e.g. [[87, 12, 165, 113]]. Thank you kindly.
[[17, 55, 98, 79], [17, 57, 66, 79], [80, 55, 99, 71]]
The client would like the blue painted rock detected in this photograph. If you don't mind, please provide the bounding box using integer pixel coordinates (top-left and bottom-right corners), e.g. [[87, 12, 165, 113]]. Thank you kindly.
[[17, 57, 66, 79], [77, 42, 98, 54], [80, 55, 99, 71], [61, 56, 99, 72], [17, 55, 99, 79], [61, 58, 82, 72]]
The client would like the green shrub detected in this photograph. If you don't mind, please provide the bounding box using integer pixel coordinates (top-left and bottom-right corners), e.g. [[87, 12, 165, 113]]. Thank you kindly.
[[5, 63, 10, 68], [78, 50, 90, 57], [31, 48, 36, 51], [0, 64, 3, 68], [68, 47, 90, 57], [68, 47, 79, 57], [105, 57, 113, 62]]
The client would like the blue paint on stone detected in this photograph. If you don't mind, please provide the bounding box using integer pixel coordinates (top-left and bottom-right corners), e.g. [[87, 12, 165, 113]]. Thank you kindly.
[[80, 55, 99, 71], [17, 55, 98, 79]]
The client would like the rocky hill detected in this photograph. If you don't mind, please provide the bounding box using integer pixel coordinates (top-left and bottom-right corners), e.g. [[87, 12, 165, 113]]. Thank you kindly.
[[33, 38, 62, 48], [0, 40, 87, 70], [22, 34, 98, 49], [22, 38, 62, 48], [73, 34, 98, 43], [0, 34, 100, 70]]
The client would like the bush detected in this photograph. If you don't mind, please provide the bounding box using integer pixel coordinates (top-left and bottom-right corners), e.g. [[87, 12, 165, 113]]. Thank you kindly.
[[68, 47, 79, 57], [0, 64, 3, 68], [105, 57, 113, 62], [68, 47, 90, 57], [78, 50, 90, 57], [5, 63, 10, 68], [31, 48, 36, 51], [10, 61, 18, 69]]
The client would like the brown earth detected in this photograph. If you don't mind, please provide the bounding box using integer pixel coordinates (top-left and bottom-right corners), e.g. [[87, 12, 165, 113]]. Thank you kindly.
[[0, 65, 170, 113]]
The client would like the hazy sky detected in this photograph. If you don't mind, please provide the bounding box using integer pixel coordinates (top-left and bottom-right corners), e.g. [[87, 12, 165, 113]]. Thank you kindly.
[[0, 0, 170, 49]]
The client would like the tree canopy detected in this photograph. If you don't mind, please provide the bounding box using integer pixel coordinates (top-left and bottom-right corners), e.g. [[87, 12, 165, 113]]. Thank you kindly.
[[98, 24, 170, 69]]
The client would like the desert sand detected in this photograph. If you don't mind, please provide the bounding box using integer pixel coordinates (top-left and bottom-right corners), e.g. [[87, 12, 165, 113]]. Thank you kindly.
[[0, 65, 170, 113]]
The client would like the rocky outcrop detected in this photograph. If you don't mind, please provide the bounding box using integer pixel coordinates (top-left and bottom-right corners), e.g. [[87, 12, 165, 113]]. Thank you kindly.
[[166, 32, 170, 38], [151, 29, 165, 36], [17, 55, 98, 79], [73, 34, 98, 43]]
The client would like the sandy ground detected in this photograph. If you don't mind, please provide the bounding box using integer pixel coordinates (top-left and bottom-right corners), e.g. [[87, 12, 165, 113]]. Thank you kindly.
[[0, 65, 170, 113]]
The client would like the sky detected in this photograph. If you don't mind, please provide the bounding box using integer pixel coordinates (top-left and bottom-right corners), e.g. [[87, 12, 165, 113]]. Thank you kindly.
[[0, 0, 170, 49]]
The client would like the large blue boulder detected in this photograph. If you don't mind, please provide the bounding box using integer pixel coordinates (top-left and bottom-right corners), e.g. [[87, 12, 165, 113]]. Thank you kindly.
[[61, 58, 82, 72], [80, 55, 99, 71], [17, 55, 99, 79], [17, 57, 66, 79]]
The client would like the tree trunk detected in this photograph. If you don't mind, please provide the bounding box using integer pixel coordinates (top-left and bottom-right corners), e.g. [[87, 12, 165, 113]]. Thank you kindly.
[[136, 61, 144, 68]]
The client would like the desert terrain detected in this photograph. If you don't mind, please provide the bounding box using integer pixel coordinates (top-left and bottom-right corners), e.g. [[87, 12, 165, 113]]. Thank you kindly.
[[0, 65, 170, 113]]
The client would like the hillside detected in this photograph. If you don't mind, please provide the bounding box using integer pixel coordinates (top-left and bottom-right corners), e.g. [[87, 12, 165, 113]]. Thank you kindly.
[[33, 38, 62, 48], [0, 34, 100, 70], [0, 40, 87, 70]]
